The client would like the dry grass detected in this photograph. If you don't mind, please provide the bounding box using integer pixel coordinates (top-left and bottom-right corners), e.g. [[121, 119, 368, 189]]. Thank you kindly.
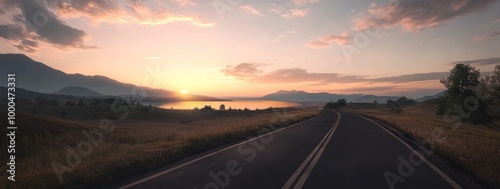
[[345, 103, 500, 188], [0, 108, 321, 189]]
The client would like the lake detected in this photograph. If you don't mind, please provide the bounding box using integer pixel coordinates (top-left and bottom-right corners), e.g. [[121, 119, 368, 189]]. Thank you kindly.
[[146, 100, 302, 110]]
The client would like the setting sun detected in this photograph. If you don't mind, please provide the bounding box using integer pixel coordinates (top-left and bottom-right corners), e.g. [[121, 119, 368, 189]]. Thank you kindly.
[[181, 89, 188, 94]]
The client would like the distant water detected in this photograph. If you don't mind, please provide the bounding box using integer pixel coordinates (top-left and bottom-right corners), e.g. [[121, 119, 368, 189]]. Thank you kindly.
[[146, 100, 301, 110]]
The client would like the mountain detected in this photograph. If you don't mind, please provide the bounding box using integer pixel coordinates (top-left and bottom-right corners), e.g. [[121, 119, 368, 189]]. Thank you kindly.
[[0, 54, 218, 101], [260, 90, 402, 103], [416, 91, 444, 102], [0, 86, 76, 100], [54, 86, 104, 97], [261, 90, 363, 102]]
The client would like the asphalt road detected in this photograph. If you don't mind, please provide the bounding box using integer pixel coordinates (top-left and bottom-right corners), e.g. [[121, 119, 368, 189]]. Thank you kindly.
[[112, 110, 461, 189]]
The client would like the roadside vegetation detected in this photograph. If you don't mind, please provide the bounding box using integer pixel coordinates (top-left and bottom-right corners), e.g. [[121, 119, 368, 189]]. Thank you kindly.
[[344, 64, 500, 188], [0, 107, 321, 189]]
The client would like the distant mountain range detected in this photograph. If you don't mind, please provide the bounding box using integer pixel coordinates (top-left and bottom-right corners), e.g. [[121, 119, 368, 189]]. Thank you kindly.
[[54, 86, 104, 97], [260, 90, 400, 103], [260, 90, 443, 103], [0, 54, 218, 101], [416, 91, 444, 102]]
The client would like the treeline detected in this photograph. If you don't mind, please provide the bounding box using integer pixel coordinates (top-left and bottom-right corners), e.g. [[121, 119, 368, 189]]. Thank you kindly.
[[437, 64, 500, 123], [323, 99, 347, 109]]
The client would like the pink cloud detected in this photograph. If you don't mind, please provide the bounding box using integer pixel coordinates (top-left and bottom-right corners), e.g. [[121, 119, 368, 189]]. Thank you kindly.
[[56, 0, 213, 27], [281, 9, 310, 18], [292, 0, 319, 6], [304, 32, 351, 49], [240, 5, 264, 16], [473, 29, 500, 42], [171, 0, 197, 6], [353, 0, 498, 31]]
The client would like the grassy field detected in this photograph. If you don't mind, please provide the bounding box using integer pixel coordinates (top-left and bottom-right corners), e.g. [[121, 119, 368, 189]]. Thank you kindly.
[[345, 101, 500, 188], [0, 106, 321, 189]]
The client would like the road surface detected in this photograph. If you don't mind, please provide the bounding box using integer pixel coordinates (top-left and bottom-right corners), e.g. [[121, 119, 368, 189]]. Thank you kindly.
[[111, 110, 461, 189]]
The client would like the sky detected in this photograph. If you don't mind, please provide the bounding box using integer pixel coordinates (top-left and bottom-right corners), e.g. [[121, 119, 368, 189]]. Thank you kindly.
[[0, 0, 499, 98]]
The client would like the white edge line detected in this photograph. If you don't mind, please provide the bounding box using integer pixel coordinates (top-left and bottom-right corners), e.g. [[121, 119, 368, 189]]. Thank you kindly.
[[118, 111, 325, 189], [359, 115, 462, 189], [293, 111, 341, 189]]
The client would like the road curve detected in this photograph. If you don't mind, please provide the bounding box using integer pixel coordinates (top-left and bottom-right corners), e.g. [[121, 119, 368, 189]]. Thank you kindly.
[[106, 110, 460, 189]]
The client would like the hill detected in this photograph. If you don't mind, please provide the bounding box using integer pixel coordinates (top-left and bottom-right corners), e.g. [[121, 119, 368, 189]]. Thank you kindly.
[[54, 86, 104, 97], [260, 90, 399, 103], [416, 91, 444, 102], [0, 54, 218, 101]]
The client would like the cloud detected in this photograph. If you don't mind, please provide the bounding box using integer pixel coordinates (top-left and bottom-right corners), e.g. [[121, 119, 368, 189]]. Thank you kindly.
[[221, 63, 452, 85], [0, 24, 39, 52], [220, 63, 266, 80], [126, 1, 213, 26], [0, 0, 97, 52], [55, 0, 212, 26], [304, 32, 351, 49], [367, 72, 450, 83], [449, 57, 500, 66], [292, 0, 319, 6], [473, 29, 500, 42], [494, 19, 500, 23], [56, 0, 125, 23], [353, 0, 498, 31], [280, 8, 310, 18], [272, 30, 297, 43], [240, 5, 264, 16], [171, 0, 197, 6]]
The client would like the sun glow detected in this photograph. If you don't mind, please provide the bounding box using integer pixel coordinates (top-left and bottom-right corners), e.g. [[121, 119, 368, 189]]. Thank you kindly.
[[181, 89, 188, 94]]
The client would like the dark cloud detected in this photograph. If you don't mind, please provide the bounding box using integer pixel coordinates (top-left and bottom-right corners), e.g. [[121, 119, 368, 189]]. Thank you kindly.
[[354, 0, 498, 31], [449, 57, 500, 66], [0, 24, 39, 52], [0, 0, 96, 52]]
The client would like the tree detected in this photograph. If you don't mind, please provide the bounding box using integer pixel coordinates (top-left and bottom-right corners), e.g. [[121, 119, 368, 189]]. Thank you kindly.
[[395, 96, 416, 106], [441, 64, 480, 97], [439, 63, 489, 123], [386, 99, 396, 107], [337, 99, 347, 108], [477, 65, 500, 118]]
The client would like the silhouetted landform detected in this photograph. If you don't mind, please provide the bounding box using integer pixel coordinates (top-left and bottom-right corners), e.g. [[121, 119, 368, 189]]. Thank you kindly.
[[416, 91, 444, 102], [0, 54, 220, 101], [261, 90, 399, 103], [0, 86, 76, 100], [54, 86, 104, 97]]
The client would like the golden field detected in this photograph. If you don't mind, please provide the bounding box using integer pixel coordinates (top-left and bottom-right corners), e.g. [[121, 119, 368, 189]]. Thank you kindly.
[[345, 101, 500, 188], [0, 107, 321, 189]]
